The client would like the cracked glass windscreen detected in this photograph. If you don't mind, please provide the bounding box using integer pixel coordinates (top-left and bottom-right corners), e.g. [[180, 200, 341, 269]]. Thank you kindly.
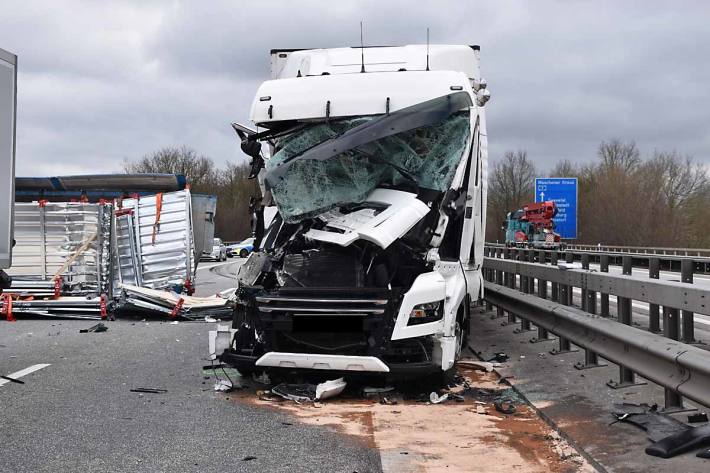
[[266, 111, 470, 222]]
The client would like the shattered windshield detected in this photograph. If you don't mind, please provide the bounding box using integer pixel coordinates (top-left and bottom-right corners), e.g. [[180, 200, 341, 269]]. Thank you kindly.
[[266, 110, 470, 222]]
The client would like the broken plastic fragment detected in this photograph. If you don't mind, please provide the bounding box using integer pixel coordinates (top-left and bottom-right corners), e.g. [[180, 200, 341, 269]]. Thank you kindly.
[[315, 378, 346, 400], [214, 379, 234, 392], [429, 392, 449, 404]]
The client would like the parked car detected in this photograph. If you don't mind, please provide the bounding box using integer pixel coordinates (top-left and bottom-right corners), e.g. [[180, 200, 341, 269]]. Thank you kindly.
[[203, 238, 227, 261], [227, 237, 255, 258]]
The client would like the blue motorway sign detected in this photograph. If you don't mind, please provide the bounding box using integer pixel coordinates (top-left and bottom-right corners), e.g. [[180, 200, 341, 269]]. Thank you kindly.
[[534, 177, 577, 239]]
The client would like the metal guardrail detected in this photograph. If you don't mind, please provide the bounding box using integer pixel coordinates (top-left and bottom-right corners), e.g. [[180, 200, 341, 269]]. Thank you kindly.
[[564, 243, 710, 258], [486, 242, 710, 273], [482, 246, 710, 410]]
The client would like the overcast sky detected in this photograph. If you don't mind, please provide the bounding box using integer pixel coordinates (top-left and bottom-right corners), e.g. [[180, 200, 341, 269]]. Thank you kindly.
[[2, 1, 709, 176]]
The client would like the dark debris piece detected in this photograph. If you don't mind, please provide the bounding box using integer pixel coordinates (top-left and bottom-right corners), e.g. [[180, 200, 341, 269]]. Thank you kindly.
[[130, 388, 168, 394], [0, 375, 24, 384], [79, 322, 108, 333], [611, 403, 686, 443], [242, 456, 257, 462], [271, 383, 317, 402], [697, 449, 710, 459], [646, 424, 710, 459], [688, 412, 709, 424], [486, 352, 509, 363], [494, 399, 516, 415]]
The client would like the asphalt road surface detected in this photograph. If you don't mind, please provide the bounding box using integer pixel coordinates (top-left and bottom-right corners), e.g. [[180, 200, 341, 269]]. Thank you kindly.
[[0, 259, 381, 473]]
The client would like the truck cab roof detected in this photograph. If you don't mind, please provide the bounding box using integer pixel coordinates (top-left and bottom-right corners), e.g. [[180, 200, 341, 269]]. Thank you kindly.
[[269, 44, 480, 79]]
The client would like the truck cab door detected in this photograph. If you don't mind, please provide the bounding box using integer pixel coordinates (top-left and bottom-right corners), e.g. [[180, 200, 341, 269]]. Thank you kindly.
[[458, 113, 487, 299]]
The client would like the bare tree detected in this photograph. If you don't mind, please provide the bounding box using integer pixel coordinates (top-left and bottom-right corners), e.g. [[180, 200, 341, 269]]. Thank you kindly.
[[549, 159, 577, 178], [486, 151, 537, 241], [598, 139, 641, 172], [123, 145, 217, 192], [647, 151, 707, 210], [213, 162, 261, 240], [124, 146, 263, 241]]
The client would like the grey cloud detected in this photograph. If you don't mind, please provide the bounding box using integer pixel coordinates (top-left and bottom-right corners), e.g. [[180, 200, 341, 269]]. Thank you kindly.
[[1, 0, 709, 176]]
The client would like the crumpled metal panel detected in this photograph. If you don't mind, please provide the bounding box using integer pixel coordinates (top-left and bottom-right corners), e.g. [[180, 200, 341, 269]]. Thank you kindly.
[[113, 189, 195, 291], [9, 202, 113, 297]]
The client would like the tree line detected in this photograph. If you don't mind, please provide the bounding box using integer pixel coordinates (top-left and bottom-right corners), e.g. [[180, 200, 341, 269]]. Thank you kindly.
[[486, 139, 709, 247], [124, 146, 259, 241], [127, 138, 710, 248]]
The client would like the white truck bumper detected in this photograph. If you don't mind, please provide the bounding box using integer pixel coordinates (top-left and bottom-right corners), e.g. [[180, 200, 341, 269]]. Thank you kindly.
[[255, 352, 390, 372]]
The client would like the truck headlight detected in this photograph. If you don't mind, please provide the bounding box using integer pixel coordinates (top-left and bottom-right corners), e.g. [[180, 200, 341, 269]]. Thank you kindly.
[[408, 301, 444, 325]]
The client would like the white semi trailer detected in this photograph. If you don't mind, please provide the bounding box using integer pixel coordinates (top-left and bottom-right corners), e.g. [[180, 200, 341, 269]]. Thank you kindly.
[[215, 44, 490, 381], [0, 48, 17, 293]]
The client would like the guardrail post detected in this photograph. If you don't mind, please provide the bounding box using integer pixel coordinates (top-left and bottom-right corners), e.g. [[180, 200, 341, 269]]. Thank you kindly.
[[608, 255, 646, 389], [550, 251, 559, 302], [530, 249, 553, 343], [681, 260, 697, 344], [600, 255, 610, 317], [563, 252, 574, 306], [485, 248, 494, 309], [581, 254, 590, 311], [574, 264, 606, 370], [493, 254, 505, 319], [661, 306, 688, 411], [504, 249, 517, 325], [514, 250, 534, 333], [519, 249, 529, 294], [648, 258, 661, 333], [550, 263, 578, 355]]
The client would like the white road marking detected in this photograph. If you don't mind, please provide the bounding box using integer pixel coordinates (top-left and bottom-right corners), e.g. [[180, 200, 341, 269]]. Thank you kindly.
[[0, 363, 51, 387]]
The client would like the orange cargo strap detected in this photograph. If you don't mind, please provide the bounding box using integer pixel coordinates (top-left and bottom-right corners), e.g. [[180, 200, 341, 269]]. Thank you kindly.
[[53, 277, 62, 299], [1, 294, 15, 322], [170, 298, 184, 319], [151, 192, 163, 245]]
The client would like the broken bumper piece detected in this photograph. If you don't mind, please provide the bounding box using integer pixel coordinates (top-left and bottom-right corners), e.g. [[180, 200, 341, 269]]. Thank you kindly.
[[255, 352, 390, 372]]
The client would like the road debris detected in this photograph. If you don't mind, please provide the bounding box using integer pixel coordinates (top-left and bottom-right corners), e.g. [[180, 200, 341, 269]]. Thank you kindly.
[[315, 378, 347, 401], [362, 386, 395, 396], [241, 456, 257, 462], [271, 378, 347, 403], [429, 392, 449, 404], [688, 412, 709, 423], [117, 285, 232, 320], [486, 352, 509, 362], [646, 424, 710, 459], [0, 375, 24, 384], [494, 399, 516, 415], [271, 383, 317, 403], [130, 387, 168, 394], [611, 402, 710, 458], [79, 322, 108, 333], [457, 360, 499, 372], [214, 379, 234, 392], [227, 366, 592, 472]]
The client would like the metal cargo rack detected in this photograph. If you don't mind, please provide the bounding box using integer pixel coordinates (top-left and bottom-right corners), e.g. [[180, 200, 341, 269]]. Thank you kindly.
[[113, 190, 196, 292]]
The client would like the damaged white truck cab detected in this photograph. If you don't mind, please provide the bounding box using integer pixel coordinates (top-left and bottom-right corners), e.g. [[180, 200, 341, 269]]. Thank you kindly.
[[216, 44, 490, 379]]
